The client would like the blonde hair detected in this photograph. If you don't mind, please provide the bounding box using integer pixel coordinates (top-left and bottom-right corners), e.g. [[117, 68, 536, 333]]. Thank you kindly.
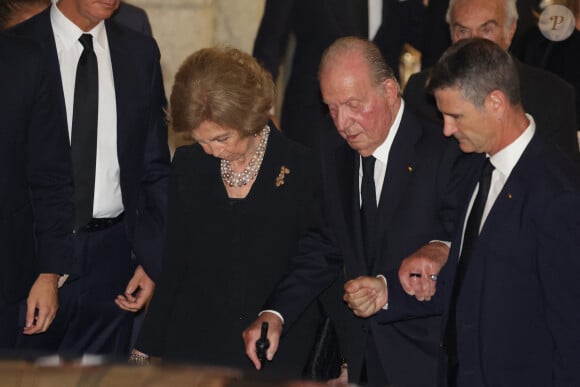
[[169, 46, 275, 137]]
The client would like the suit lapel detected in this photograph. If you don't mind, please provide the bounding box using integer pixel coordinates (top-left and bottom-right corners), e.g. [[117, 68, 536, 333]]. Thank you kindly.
[[105, 21, 132, 165], [332, 143, 367, 276], [477, 134, 541, 252], [457, 136, 542, 320], [371, 109, 420, 271], [33, 10, 69, 135]]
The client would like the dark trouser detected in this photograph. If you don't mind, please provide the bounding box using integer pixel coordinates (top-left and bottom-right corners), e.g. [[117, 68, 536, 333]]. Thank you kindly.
[[360, 334, 389, 387], [16, 220, 135, 357], [0, 302, 20, 354]]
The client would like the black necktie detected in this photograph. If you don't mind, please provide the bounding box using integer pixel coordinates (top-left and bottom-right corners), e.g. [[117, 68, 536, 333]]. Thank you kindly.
[[360, 156, 377, 268], [445, 158, 495, 384], [71, 33, 98, 230]]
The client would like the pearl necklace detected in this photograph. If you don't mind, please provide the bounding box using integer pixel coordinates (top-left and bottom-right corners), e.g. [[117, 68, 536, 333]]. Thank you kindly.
[[220, 125, 270, 187]]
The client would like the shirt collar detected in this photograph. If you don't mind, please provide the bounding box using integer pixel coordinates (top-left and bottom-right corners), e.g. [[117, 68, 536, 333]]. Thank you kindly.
[[488, 113, 535, 179], [372, 99, 405, 163], [51, 3, 107, 51]]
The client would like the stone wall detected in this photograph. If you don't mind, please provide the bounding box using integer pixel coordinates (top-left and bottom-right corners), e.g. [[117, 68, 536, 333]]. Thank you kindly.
[[125, 0, 266, 149]]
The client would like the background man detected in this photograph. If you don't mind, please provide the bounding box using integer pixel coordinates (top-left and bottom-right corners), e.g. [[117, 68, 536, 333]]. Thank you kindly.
[[0, 34, 73, 350], [10, 0, 169, 356], [404, 0, 580, 163], [244, 37, 462, 387], [429, 38, 580, 386], [253, 0, 425, 149]]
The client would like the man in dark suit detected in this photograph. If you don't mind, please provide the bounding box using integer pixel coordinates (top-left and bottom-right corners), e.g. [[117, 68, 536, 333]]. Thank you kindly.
[[244, 37, 462, 387], [9, 0, 170, 356], [404, 0, 580, 163], [425, 37, 580, 387], [253, 0, 425, 148], [0, 34, 73, 349]]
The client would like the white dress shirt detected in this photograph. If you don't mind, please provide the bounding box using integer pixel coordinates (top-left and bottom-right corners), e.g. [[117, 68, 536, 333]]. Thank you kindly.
[[51, 4, 123, 218], [459, 114, 536, 254], [358, 99, 405, 206]]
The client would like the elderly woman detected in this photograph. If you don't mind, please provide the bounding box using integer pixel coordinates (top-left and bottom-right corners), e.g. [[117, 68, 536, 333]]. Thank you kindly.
[[133, 47, 329, 377]]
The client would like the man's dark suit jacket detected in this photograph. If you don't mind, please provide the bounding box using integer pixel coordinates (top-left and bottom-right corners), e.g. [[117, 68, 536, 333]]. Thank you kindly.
[[403, 61, 580, 163], [111, 2, 152, 36], [438, 133, 580, 386], [10, 8, 170, 281], [253, 0, 424, 148], [267, 106, 464, 386], [0, 34, 73, 307]]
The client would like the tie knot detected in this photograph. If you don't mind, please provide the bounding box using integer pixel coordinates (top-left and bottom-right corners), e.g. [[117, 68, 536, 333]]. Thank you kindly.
[[482, 157, 495, 177], [79, 33, 94, 52], [361, 155, 376, 175]]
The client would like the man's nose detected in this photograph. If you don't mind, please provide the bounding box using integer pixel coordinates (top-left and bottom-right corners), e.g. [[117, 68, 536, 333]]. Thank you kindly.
[[442, 118, 456, 137], [336, 107, 352, 131]]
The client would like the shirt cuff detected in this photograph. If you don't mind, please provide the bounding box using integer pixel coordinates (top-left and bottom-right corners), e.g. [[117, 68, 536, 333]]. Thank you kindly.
[[376, 275, 389, 310], [429, 240, 451, 248], [258, 310, 284, 325]]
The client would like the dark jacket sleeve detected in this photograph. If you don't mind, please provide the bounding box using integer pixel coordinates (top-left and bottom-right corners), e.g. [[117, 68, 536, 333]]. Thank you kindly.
[[264, 154, 343, 330], [25, 40, 74, 275], [131, 41, 170, 281]]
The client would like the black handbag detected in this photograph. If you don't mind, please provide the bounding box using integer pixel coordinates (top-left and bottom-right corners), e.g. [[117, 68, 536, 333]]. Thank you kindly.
[[302, 316, 343, 381]]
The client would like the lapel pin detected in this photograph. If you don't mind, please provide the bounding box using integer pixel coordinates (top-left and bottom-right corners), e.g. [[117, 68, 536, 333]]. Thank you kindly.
[[275, 166, 290, 187], [507, 193, 513, 199], [407, 165, 413, 172]]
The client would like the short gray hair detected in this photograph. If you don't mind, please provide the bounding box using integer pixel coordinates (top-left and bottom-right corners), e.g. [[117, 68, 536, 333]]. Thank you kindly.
[[318, 36, 398, 89], [446, 0, 519, 29], [427, 38, 521, 108]]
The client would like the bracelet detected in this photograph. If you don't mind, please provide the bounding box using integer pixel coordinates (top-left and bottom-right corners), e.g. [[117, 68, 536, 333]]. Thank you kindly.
[[128, 351, 150, 366]]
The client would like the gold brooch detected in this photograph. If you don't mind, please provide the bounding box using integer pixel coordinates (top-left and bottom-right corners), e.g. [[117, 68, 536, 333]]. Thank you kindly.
[[275, 166, 290, 187]]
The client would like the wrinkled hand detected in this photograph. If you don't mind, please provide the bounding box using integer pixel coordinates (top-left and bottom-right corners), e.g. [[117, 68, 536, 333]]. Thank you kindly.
[[343, 276, 388, 318], [242, 312, 283, 370], [115, 265, 155, 312], [399, 242, 449, 301], [23, 273, 59, 335]]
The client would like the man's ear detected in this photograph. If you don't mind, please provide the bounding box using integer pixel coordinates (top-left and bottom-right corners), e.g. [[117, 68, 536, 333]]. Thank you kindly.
[[382, 78, 400, 102], [485, 90, 506, 117]]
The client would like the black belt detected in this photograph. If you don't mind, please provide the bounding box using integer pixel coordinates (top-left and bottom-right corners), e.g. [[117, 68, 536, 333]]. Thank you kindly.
[[79, 212, 124, 232]]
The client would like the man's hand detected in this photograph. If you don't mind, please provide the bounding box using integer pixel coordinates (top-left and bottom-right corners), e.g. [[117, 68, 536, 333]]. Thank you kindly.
[[23, 273, 59, 335], [343, 276, 388, 318], [115, 265, 155, 312], [242, 312, 283, 370], [399, 241, 449, 301]]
